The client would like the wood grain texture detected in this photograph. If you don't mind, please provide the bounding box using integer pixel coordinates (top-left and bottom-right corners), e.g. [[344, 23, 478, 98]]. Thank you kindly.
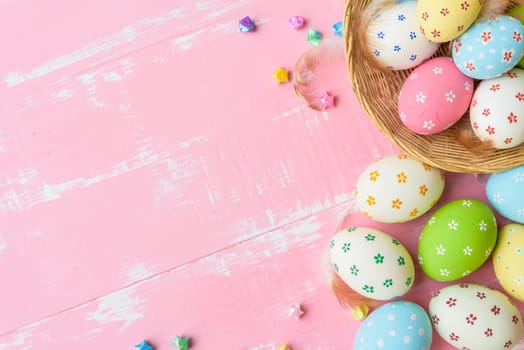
[[0, 0, 395, 338], [1, 0, 523, 349]]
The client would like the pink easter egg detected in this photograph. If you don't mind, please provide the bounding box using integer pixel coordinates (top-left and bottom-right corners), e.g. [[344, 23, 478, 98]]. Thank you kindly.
[[398, 57, 474, 135]]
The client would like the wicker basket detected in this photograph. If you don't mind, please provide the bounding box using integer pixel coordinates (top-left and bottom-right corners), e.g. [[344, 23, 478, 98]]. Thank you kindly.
[[344, 0, 524, 173]]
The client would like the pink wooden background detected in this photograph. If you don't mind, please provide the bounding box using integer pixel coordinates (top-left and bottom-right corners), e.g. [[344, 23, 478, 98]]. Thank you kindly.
[[1, 0, 523, 349]]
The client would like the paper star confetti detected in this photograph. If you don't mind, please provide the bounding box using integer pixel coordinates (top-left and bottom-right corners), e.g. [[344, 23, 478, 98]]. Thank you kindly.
[[273, 67, 290, 84], [307, 29, 322, 46], [239, 16, 256, 32], [277, 344, 292, 350], [288, 304, 305, 319], [319, 92, 335, 110], [172, 336, 190, 350], [351, 305, 370, 321], [135, 340, 153, 350], [288, 16, 305, 30], [332, 21, 343, 36]]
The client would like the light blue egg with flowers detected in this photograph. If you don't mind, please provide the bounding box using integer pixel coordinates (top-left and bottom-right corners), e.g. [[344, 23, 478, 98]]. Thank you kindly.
[[353, 301, 432, 350], [486, 164, 524, 224], [452, 15, 524, 79]]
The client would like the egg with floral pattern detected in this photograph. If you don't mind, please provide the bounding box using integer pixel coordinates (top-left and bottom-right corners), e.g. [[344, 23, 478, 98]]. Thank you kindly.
[[353, 301, 432, 350], [486, 164, 524, 222], [493, 224, 524, 302], [418, 198, 497, 281], [429, 283, 523, 350], [417, 0, 482, 43], [367, 0, 440, 70], [508, 5, 524, 68], [452, 15, 524, 79], [355, 154, 445, 223], [398, 57, 474, 135], [470, 69, 524, 149], [329, 227, 415, 301]]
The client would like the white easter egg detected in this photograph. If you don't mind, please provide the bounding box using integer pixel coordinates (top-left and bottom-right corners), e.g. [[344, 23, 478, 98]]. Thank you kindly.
[[355, 154, 445, 223], [429, 283, 523, 350], [470, 69, 524, 149], [329, 227, 415, 301], [367, 0, 440, 70]]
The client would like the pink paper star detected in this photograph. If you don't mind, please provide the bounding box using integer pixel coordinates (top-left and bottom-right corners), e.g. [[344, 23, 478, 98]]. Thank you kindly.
[[319, 92, 335, 110], [288, 304, 304, 319]]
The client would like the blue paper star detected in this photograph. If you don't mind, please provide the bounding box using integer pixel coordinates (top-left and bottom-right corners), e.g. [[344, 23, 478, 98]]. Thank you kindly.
[[332, 21, 343, 37], [135, 340, 153, 350]]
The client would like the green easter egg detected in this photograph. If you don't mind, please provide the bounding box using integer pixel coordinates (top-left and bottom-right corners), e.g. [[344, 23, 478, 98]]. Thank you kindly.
[[418, 199, 497, 281], [508, 5, 524, 69]]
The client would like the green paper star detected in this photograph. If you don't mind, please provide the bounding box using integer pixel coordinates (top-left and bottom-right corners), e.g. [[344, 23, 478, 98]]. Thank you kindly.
[[172, 336, 190, 350]]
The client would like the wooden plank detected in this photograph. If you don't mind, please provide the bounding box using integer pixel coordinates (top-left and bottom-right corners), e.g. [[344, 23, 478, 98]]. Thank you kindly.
[[0, 205, 357, 349], [0, 0, 399, 333], [1, 173, 517, 350]]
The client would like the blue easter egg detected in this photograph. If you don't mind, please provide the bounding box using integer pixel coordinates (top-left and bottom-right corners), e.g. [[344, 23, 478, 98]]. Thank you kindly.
[[452, 15, 524, 79], [353, 301, 432, 350], [486, 164, 524, 224]]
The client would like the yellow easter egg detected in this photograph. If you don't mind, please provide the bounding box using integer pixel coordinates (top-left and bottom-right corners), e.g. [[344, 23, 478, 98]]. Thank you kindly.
[[417, 0, 483, 42], [493, 224, 524, 301]]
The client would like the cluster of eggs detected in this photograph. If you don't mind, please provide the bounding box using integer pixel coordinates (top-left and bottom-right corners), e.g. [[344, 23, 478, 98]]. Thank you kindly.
[[368, 0, 524, 149], [329, 154, 524, 349]]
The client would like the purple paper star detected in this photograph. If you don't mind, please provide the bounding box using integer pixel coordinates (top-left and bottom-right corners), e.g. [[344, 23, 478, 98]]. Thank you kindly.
[[239, 16, 256, 32]]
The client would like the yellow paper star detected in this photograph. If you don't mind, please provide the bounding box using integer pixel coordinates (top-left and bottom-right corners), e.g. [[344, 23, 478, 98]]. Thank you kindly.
[[273, 67, 289, 83], [277, 344, 292, 350], [351, 305, 370, 320]]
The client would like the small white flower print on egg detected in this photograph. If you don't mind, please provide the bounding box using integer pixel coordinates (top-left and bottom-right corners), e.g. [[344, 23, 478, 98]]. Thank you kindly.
[[445, 90, 456, 103], [440, 269, 450, 277], [462, 200, 472, 207], [432, 66, 443, 74], [463, 246, 473, 256], [448, 219, 459, 230], [492, 193, 504, 204], [514, 172, 524, 183], [436, 244, 446, 255], [465, 81, 471, 91], [415, 92, 426, 103], [479, 220, 487, 231], [515, 275, 524, 285], [422, 120, 435, 130]]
